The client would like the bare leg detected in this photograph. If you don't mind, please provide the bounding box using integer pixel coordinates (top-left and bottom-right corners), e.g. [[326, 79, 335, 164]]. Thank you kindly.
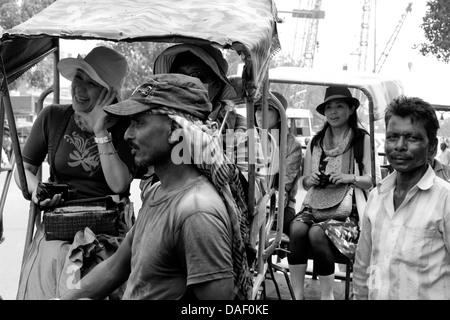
[[318, 274, 335, 300], [288, 264, 307, 300], [287, 220, 310, 300], [309, 226, 335, 300]]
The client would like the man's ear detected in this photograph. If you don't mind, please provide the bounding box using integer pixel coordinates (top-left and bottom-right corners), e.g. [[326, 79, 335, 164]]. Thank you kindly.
[[428, 137, 439, 160]]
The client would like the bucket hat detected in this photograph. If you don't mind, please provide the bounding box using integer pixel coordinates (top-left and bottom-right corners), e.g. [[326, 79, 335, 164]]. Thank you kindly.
[[316, 86, 360, 115], [153, 44, 236, 99], [57, 46, 129, 100], [103, 73, 212, 121]]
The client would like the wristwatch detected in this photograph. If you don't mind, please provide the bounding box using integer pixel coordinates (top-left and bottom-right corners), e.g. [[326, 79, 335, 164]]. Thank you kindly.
[[94, 133, 111, 144]]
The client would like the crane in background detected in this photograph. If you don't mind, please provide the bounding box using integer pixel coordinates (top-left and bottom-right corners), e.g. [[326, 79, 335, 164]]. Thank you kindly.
[[286, 0, 325, 68], [299, 0, 323, 68], [278, 0, 324, 108], [373, 2, 412, 73]]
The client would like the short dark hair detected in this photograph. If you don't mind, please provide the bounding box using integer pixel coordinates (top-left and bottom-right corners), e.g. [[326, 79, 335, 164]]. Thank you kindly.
[[385, 95, 439, 145]]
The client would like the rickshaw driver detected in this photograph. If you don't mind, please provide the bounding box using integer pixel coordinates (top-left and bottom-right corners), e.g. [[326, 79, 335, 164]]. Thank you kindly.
[[60, 74, 253, 300]]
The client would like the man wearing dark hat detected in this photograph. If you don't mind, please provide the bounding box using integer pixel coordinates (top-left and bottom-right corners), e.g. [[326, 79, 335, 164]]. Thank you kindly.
[[59, 74, 252, 300]]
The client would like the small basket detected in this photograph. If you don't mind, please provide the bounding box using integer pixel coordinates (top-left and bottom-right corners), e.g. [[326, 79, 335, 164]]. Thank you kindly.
[[43, 196, 119, 241]]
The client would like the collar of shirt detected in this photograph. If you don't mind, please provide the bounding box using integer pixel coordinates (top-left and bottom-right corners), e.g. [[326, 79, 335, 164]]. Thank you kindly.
[[376, 164, 436, 195]]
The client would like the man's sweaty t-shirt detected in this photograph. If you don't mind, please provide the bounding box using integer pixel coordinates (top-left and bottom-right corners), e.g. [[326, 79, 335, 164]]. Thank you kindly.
[[122, 175, 233, 300]]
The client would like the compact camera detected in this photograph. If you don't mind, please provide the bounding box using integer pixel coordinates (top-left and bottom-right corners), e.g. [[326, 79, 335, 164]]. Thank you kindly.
[[36, 182, 77, 202], [317, 172, 331, 189]]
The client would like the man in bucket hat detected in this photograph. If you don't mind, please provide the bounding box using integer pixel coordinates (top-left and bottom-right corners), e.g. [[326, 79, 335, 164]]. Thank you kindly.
[[59, 74, 252, 300]]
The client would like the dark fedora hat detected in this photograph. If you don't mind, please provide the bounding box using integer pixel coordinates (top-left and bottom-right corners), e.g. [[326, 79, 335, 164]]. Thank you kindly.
[[316, 86, 360, 115]]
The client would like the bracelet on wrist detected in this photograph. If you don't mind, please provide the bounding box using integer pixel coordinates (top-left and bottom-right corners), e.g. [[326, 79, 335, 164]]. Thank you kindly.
[[99, 151, 118, 156], [94, 133, 112, 144]]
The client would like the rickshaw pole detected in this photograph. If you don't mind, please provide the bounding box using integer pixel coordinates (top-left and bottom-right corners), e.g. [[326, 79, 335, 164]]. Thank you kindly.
[[0, 85, 5, 244], [22, 39, 60, 264], [0, 57, 31, 201], [0, 154, 16, 245]]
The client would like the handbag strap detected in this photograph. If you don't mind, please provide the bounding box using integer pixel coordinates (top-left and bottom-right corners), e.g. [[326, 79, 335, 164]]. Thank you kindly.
[[353, 148, 368, 201]]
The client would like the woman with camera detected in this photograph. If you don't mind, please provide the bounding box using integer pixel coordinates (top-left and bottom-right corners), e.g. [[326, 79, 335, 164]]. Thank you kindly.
[[13, 46, 138, 300], [287, 86, 381, 300]]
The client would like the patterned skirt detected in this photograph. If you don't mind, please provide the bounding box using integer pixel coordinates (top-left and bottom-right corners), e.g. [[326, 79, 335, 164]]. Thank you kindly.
[[292, 204, 360, 261]]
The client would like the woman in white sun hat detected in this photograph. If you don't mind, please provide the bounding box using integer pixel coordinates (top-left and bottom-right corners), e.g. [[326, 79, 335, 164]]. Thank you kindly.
[[14, 46, 138, 300]]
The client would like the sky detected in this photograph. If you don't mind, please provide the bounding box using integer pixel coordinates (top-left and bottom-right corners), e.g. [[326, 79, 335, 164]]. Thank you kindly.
[[274, 0, 450, 106]]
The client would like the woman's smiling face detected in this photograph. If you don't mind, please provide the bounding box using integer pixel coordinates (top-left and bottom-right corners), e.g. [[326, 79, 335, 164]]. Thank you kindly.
[[71, 70, 104, 112], [323, 99, 354, 128]]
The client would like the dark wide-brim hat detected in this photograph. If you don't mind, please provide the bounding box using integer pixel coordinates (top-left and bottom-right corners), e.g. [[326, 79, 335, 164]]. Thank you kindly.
[[316, 86, 360, 115], [154, 44, 237, 99]]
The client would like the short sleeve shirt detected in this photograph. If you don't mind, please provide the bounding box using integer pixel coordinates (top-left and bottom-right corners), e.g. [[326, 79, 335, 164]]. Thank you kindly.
[[122, 175, 233, 300], [22, 104, 136, 198]]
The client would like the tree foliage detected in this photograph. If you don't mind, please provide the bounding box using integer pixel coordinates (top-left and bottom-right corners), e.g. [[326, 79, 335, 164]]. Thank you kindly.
[[105, 42, 171, 98], [20, 0, 56, 21], [419, 0, 450, 62], [0, 0, 20, 29], [0, 0, 57, 92]]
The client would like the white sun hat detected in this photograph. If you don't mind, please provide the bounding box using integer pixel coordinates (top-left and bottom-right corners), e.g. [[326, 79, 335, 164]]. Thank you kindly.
[[57, 46, 129, 101]]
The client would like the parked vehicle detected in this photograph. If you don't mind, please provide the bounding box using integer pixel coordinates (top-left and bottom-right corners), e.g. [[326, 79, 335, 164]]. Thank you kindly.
[[285, 107, 314, 146]]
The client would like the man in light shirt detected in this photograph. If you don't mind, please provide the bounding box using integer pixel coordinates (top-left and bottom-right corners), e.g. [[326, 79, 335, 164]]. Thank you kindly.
[[429, 145, 450, 183], [353, 95, 450, 300], [438, 142, 450, 166]]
